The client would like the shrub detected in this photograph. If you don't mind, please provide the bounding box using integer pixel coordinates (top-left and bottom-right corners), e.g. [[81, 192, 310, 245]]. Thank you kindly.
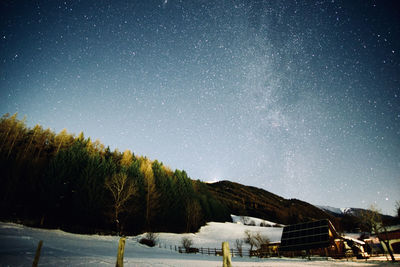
[[139, 232, 158, 247], [181, 237, 193, 252], [240, 216, 250, 225]]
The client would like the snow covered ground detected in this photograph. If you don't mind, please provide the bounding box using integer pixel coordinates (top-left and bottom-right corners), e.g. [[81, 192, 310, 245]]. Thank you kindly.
[[148, 216, 283, 251], [0, 221, 396, 266]]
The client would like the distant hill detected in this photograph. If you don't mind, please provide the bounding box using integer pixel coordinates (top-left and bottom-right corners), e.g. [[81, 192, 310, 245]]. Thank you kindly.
[[206, 180, 336, 226], [206, 181, 399, 232], [317, 205, 399, 230], [316, 205, 346, 215]]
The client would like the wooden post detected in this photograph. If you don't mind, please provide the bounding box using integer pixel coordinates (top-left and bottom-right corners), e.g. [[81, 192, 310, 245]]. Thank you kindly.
[[222, 242, 232, 267], [116, 237, 126, 267], [32, 240, 43, 267]]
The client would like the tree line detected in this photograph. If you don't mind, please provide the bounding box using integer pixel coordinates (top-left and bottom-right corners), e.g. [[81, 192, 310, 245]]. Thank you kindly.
[[0, 113, 230, 235]]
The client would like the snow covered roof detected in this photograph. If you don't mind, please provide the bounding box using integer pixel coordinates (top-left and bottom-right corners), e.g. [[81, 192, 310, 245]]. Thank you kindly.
[[385, 224, 400, 232], [342, 235, 365, 245]]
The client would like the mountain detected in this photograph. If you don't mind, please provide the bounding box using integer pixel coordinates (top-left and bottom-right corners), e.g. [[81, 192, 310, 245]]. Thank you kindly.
[[317, 205, 374, 216], [317, 205, 394, 218], [207, 180, 336, 226], [206, 181, 399, 231], [317, 205, 399, 231], [316, 205, 345, 215]]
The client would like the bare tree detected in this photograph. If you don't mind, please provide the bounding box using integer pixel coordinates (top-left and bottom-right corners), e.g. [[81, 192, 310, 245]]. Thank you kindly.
[[244, 230, 269, 252], [235, 239, 243, 257], [361, 205, 395, 262], [253, 232, 270, 249], [244, 230, 256, 251], [105, 172, 136, 234]]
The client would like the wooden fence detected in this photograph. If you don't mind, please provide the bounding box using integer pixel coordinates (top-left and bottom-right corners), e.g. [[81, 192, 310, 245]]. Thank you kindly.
[[155, 242, 269, 258]]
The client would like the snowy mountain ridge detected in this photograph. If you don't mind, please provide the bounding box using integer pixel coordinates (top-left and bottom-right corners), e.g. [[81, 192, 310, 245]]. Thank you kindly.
[[317, 205, 353, 215]]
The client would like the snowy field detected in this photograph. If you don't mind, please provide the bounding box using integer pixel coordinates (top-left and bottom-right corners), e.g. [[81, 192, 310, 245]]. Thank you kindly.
[[148, 215, 283, 251], [0, 220, 396, 267]]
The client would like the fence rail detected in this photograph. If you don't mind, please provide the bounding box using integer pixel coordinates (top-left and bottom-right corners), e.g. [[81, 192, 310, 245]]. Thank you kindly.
[[154, 241, 391, 260], [178, 246, 254, 257], [154, 242, 269, 258]]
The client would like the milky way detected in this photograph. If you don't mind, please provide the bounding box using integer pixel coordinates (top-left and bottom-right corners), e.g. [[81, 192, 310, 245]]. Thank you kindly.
[[1, 0, 399, 214]]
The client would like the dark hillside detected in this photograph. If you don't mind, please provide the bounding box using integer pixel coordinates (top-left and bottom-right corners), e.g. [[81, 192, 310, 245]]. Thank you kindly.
[[208, 181, 399, 232], [207, 180, 336, 225]]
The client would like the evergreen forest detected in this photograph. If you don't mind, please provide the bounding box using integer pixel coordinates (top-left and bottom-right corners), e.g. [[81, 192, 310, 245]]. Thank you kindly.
[[0, 113, 230, 235]]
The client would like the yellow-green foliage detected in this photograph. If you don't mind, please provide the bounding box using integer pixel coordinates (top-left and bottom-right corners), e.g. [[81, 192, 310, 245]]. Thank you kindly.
[[0, 113, 231, 234]]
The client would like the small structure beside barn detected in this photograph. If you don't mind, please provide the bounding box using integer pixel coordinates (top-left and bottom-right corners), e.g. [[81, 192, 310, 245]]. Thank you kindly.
[[377, 225, 400, 254]]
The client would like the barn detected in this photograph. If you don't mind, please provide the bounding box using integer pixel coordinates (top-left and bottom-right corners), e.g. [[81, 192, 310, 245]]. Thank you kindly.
[[279, 219, 368, 258]]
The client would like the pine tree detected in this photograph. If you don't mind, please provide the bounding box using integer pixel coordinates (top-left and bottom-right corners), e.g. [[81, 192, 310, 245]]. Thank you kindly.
[[139, 157, 159, 229], [55, 128, 71, 154], [121, 149, 134, 168]]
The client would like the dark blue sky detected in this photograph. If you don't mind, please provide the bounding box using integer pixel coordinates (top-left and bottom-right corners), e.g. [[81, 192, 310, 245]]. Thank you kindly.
[[1, 0, 399, 215]]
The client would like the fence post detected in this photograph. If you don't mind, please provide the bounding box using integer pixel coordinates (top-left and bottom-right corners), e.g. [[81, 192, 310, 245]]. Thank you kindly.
[[32, 240, 43, 267], [222, 242, 232, 267], [116, 237, 126, 267]]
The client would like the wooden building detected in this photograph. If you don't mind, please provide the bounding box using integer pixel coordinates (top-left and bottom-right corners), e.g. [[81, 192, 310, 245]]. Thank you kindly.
[[279, 219, 369, 259]]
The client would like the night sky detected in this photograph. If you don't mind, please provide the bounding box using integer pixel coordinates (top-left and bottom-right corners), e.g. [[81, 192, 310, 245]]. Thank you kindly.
[[1, 0, 399, 215]]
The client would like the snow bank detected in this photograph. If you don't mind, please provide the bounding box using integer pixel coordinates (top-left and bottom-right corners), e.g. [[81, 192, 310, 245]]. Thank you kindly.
[[153, 221, 283, 250], [231, 214, 283, 227]]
